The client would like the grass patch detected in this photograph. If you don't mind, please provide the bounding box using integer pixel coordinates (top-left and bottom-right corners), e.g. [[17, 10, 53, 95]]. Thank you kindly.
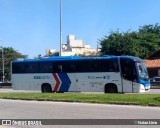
[[0, 93, 159, 107]]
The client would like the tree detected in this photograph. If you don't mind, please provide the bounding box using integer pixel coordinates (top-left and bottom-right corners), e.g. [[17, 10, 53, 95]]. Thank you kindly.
[[100, 23, 160, 59], [0, 47, 27, 81], [100, 31, 142, 57]]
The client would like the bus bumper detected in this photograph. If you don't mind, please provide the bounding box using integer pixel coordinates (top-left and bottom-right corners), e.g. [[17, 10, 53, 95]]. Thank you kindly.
[[140, 84, 150, 92]]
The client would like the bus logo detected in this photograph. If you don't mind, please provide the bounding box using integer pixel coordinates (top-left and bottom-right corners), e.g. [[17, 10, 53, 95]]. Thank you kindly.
[[34, 76, 51, 79]]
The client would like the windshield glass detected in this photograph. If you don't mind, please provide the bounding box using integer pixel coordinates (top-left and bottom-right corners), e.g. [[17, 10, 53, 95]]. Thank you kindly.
[[136, 62, 149, 79]]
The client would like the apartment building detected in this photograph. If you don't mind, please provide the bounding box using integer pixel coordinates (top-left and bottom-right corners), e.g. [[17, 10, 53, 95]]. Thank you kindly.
[[46, 35, 100, 56]]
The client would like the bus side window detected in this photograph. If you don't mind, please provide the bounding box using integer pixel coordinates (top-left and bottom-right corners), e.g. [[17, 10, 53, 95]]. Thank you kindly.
[[70, 64, 76, 72], [93, 61, 100, 72], [57, 65, 62, 73], [26, 62, 39, 73], [112, 60, 119, 72], [52, 62, 62, 73], [101, 59, 119, 72], [61, 61, 77, 73], [87, 61, 94, 72], [12, 63, 26, 73], [120, 59, 136, 81], [39, 62, 52, 73]]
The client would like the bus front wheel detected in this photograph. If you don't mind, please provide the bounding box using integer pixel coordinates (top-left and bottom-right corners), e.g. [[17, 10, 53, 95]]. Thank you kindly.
[[41, 84, 52, 93], [105, 84, 118, 93]]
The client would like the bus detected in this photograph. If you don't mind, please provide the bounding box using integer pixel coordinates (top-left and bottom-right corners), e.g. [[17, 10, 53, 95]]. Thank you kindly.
[[11, 56, 150, 93]]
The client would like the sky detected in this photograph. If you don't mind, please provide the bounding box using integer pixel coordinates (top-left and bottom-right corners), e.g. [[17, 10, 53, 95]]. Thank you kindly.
[[0, 0, 160, 58]]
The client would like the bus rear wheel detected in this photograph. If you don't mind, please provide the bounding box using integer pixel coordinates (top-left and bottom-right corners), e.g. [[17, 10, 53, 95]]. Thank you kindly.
[[105, 84, 118, 93], [41, 84, 52, 93]]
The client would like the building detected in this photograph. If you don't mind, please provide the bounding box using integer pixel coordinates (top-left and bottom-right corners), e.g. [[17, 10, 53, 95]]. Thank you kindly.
[[145, 50, 160, 77], [46, 35, 100, 56]]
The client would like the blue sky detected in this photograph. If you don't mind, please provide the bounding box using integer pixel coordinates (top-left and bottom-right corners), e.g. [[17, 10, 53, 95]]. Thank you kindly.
[[0, 0, 160, 58]]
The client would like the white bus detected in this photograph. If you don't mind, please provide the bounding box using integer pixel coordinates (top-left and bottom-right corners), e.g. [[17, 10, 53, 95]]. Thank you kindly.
[[11, 56, 150, 93]]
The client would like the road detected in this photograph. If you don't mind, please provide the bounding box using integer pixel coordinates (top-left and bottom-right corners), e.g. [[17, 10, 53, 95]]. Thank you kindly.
[[0, 88, 159, 128], [0, 99, 160, 128], [145, 89, 160, 94]]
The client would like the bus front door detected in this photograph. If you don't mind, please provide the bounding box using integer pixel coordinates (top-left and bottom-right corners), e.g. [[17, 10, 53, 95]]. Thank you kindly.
[[120, 59, 136, 93], [76, 73, 91, 92]]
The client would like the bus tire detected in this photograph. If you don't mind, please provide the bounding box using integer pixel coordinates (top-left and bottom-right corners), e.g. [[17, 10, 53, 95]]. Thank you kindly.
[[105, 84, 118, 93], [41, 84, 52, 93]]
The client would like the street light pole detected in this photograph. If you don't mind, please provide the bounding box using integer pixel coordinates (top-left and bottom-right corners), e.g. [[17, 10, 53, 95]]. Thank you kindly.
[[2, 48, 4, 82], [1, 47, 4, 82], [60, 0, 62, 56]]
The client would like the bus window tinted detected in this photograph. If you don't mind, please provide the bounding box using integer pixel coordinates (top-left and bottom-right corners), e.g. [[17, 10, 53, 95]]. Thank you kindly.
[[26, 62, 38, 73], [101, 59, 119, 72], [12, 63, 25, 73], [120, 59, 136, 81], [39, 62, 52, 73]]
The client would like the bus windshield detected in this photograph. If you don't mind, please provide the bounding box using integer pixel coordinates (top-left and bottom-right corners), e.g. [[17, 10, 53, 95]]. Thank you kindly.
[[136, 62, 149, 79]]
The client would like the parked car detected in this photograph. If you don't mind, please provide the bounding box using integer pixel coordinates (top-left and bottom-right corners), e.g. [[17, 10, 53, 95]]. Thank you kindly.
[[150, 76, 160, 89], [0, 81, 2, 88]]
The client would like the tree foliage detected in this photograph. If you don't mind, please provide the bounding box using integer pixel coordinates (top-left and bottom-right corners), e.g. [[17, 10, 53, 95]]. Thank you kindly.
[[100, 23, 160, 59], [0, 47, 27, 81]]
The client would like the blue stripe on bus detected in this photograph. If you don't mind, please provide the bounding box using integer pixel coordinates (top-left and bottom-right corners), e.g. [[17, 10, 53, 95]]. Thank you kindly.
[[58, 73, 71, 92]]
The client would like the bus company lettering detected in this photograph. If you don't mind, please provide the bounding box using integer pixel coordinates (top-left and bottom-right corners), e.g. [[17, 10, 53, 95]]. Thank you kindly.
[[88, 76, 103, 79], [88, 76, 96, 79], [34, 76, 51, 79], [90, 82, 103, 85]]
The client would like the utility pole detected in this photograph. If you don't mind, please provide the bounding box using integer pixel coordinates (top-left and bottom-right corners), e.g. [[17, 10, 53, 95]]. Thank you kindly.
[[1, 47, 4, 82], [60, 0, 62, 56], [97, 44, 98, 57]]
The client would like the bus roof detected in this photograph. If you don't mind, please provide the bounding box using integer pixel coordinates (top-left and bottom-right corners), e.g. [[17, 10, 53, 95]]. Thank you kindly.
[[12, 56, 143, 63]]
